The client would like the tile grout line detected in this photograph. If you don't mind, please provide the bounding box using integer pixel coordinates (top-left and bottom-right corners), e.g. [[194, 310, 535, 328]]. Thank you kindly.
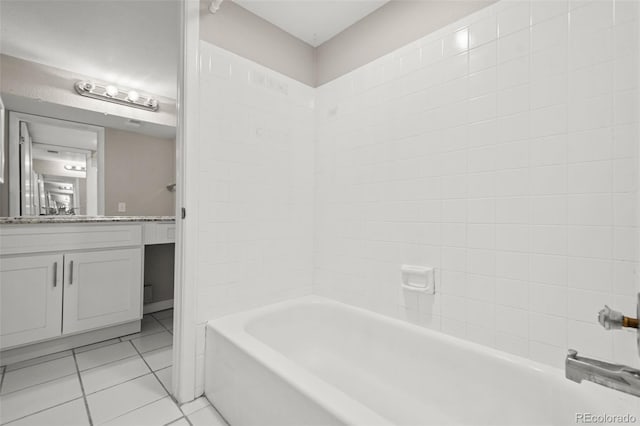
[[121, 326, 171, 342], [163, 416, 192, 426], [0, 396, 86, 425], [152, 312, 174, 335], [1, 316, 174, 425], [83, 371, 154, 397], [95, 387, 173, 426], [0, 365, 5, 394], [74, 338, 123, 354], [85, 340, 178, 425], [3, 350, 72, 373], [203, 396, 231, 426], [72, 350, 94, 426], [126, 340, 177, 404], [77, 351, 141, 374], [0, 371, 80, 397]]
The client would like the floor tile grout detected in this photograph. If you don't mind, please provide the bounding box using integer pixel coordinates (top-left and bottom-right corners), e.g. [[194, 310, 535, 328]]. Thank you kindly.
[[150, 308, 173, 319], [0, 371, 79, 397], [162, 416, 190, 426], [2, 350, 72, 373], [73, 338, 122, 354], [0, 365, 5, 394], [76, 352, 140, 374], [202, 396, 231, 426], [154, 316, 174, 335], [127, 340, 175, 401], [0, 396, 86, 426], [72, 350, 94, 426], [96, 389, 171, 426], [83, 371, 153, 397], [121, 326, 171, 342], [1, 314, 176, 426]]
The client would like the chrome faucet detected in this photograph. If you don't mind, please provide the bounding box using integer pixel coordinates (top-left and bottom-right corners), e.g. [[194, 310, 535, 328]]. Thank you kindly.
[[566, 350, 640, 397], [565, 295, 640, 398]]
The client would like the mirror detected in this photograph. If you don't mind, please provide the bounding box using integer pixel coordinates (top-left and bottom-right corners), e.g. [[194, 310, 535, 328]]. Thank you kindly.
[[0, 0, 178, 218], [9, 112, 104, 216]]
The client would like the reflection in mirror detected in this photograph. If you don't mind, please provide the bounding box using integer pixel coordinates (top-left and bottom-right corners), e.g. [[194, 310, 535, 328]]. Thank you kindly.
[[0, 0, 179, 218], [10, 112, 104, 216]]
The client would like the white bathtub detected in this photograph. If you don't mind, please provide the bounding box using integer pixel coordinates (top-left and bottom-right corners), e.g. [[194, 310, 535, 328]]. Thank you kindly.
[[205, 296, 639, 426]]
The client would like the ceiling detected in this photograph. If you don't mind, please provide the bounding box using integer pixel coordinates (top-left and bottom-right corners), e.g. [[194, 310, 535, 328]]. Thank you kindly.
[[0, 0, 179, 99], [233, 0, 390, 46], [33, 144, 88, 164], [28, 122, 98, 151]]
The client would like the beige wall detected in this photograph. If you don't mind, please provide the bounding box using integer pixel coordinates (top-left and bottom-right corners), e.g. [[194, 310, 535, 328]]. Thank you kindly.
[[316, 0, 497, 85], [199, 0, 316, 86], [104, 128, 175, 216], [199, 0, 496, 87], [0, 55, 176, 128]]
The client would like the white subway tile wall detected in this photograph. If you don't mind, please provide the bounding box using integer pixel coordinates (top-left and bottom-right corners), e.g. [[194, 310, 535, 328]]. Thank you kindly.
[[196, 0, 638, 373], [196, 43, 316, 388], [314, 0, 639, 368]]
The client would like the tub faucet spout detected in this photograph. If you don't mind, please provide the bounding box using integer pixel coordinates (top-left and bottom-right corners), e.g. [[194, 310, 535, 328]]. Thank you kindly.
[[566, 350, 640, 397]]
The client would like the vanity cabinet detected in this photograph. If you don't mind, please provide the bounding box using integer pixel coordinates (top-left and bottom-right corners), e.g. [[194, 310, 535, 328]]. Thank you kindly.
[[62, 248, 142, 334], [0, 254, 63, 348], [0, 224, 144, 350]]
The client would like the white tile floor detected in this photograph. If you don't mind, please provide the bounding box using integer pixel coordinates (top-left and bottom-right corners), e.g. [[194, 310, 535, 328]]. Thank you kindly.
[[0, 310, 228, 426]]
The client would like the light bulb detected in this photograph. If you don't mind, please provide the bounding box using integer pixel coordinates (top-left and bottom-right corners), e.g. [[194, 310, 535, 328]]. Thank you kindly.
[[80, 81, 95, 92], [105, 85, 119, 97], [127, 90, 140, 102], [145, 98, 158, 109]]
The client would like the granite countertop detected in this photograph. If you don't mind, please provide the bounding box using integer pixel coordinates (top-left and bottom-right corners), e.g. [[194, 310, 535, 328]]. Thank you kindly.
[[0, 216, 176, 225]]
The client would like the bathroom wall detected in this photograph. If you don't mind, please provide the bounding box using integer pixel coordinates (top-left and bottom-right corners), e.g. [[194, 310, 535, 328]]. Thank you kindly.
[[316, 0, 497, 85], [0, 55, 176, 128], [195, 41, 315, 391], [199, 0, 316, 86], [315, 0, 640, 369], [104, 128, 176, 216]]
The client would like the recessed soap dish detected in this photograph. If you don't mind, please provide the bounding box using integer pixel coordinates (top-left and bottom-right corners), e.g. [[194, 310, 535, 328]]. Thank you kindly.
[[401, 265, 435, 294]]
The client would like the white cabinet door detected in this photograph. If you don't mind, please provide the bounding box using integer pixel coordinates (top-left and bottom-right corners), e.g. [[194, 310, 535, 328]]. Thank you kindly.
[[63, 248, 142, 334], [0, 254, 63, 349]]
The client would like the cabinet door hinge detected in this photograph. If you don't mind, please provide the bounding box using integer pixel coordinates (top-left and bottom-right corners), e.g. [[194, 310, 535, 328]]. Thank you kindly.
[[181, 207, 186, 219]]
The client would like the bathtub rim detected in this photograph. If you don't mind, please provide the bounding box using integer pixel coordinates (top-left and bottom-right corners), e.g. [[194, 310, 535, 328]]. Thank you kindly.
[[209, 295, 555, 373], [206, 297, 394, 425], [205, 295, 591, 425]]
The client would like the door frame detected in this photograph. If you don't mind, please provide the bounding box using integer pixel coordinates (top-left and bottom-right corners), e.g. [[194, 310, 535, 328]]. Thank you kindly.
[[172, 0, 200, 404], [8, 112, 105, 216]]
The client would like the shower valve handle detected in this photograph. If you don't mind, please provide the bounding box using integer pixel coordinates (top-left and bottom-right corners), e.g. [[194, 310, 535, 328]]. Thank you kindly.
[[598, 305, 638, 330]]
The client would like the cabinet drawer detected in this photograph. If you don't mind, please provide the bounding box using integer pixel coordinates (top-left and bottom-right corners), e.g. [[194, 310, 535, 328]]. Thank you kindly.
[[143, 222, 176, 245], [0, 224, 143, 255]]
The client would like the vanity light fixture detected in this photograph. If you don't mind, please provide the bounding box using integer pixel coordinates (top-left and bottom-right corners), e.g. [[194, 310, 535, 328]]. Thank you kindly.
[[74, 81, 159, 112], [64, 164, 86, 172]]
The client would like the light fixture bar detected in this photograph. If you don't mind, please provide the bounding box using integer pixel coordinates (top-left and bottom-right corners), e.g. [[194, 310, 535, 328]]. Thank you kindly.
[[74, 81, 159, 112]]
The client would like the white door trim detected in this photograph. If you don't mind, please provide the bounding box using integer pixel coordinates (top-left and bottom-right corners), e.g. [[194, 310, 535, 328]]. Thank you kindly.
[[172, 0, 200, 404]]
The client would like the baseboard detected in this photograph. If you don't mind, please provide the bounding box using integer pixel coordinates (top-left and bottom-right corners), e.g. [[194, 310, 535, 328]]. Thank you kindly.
[[144, 299, 174, 314], [0, 321, 140, 366]]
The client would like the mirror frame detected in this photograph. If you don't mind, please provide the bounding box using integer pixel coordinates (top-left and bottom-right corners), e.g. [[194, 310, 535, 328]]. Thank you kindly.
[[0, 95, 5, 184], [8, 111, 105, 216]]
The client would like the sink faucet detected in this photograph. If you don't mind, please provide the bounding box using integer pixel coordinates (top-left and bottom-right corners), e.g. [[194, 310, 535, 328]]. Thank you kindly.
[[566, 296, 640, 398]]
